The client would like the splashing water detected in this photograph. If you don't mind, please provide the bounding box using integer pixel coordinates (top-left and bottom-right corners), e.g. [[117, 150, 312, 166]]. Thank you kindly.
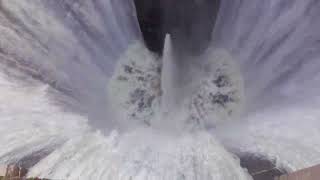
[[0, 0, 320, 179], [212, 0, 320, 172], [109, 34, 244, 132], [0, 0, 249, 179]]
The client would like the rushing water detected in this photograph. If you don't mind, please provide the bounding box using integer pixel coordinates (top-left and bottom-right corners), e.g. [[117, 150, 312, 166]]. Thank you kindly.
[[212, 0, 320, 171], [0, 0, 320, 179]]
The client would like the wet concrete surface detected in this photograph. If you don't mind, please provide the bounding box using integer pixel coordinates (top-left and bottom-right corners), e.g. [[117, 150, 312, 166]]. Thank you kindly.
[[276, 164, 320, 180], [15, 149, 54, 170], [240, 155, 286, 180], [133, 0, 220, 55]]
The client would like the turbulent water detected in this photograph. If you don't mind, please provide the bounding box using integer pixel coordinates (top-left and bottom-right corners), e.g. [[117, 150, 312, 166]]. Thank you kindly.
[[212, 0, 320, 171], [0, 0, 320, 179]]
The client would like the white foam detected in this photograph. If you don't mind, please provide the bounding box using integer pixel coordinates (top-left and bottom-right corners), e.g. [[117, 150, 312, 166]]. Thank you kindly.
[[2, 0, 320, 179], [29, 129, 251, 180], [212, 0, 320, 172], [108, 42, 161, 128], [0, 71, 89, 165]]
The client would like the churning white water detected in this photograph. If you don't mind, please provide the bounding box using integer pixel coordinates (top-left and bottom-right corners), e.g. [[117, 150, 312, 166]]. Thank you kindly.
[[212, 0, 320, 172], [0, 0, 320, 179]]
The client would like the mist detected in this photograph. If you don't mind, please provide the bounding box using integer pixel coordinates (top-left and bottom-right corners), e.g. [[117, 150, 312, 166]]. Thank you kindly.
[[0, 0, 320, 179]]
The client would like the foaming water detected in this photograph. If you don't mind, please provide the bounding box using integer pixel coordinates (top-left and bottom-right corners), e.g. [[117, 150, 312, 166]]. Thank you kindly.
[[1, 0, 320, 179], [0, 0, 249, 179], [108, 42, 161, 129], [28, 129, 251, 180], [0, 0, 140, 129], [212, 0, 320, 172], [109, 36, 244, 132], [212, 0, 320, 108], [0, 71, 89, 166], [216, 103, 320, 172]]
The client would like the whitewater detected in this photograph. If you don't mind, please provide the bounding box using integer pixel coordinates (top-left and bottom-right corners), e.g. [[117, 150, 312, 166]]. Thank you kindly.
[[0, 0, 320, 179]]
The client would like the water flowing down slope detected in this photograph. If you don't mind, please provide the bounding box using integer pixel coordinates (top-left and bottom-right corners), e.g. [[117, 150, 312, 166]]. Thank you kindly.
[[28, 130, 251, 180], [1, 0, 320, 179], [0, 0, 251, 179], [212, 0, 320, 172], [0, 0, 141, 129]]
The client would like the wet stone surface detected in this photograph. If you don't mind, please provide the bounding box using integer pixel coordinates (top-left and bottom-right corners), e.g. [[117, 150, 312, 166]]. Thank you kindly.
[[134, 0, 220, 55], [240, 155, 286, 180]]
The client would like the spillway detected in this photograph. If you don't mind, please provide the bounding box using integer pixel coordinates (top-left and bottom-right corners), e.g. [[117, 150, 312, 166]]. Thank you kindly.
[[0, 0, 320, 180]]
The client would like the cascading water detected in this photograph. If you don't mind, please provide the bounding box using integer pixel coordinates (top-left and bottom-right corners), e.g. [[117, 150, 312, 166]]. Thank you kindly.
[[160, 35, 177, 118], [212, 0, 320, 172], [0, 0, 320, 179]]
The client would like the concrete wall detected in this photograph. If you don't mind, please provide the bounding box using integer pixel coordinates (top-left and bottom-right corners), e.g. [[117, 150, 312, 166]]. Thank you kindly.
[[276, 165, 320, 180], [133, 0, 220, 55]]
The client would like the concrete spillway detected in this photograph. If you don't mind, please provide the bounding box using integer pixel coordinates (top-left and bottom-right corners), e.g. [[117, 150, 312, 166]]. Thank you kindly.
[[0, 0, 320, 180]]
